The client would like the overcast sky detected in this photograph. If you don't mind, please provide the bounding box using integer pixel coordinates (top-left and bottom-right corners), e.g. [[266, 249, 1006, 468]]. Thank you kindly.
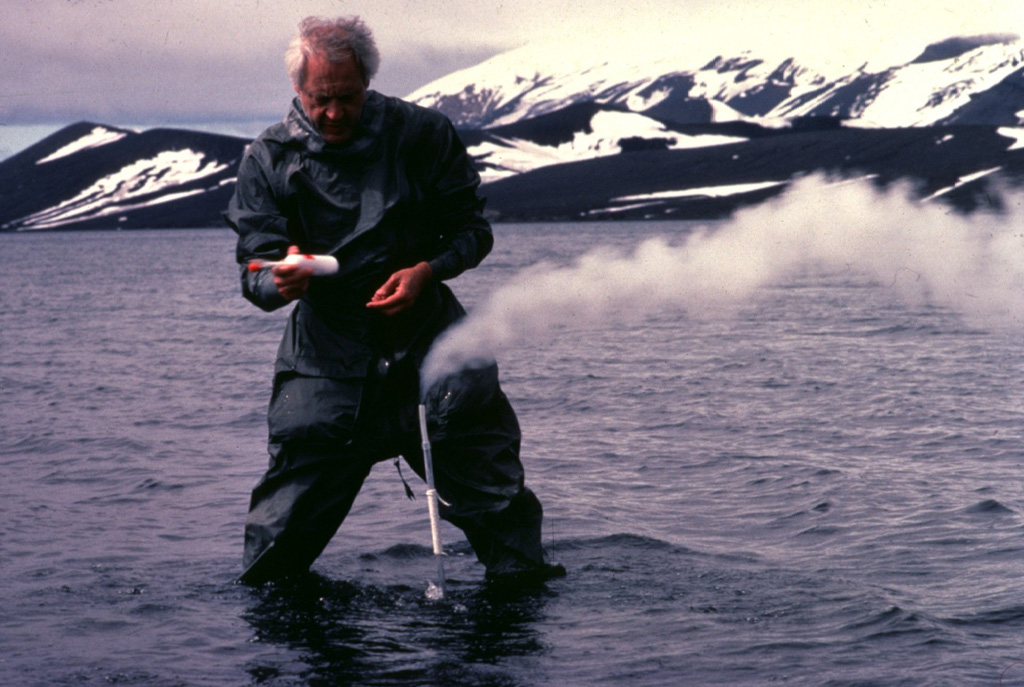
[[1, 0, 1021, 144]]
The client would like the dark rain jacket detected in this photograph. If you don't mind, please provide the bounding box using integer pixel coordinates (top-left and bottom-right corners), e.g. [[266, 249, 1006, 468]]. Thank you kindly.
[[225, 92, 495, 429]]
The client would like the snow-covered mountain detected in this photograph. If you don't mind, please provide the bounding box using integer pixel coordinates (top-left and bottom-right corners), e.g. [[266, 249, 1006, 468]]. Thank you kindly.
[[409, 33, 1024, 129], [4, 34, 1024, 231]]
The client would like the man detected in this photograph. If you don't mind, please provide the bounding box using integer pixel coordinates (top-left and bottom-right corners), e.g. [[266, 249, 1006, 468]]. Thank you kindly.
[[226, 16, 563, 586]]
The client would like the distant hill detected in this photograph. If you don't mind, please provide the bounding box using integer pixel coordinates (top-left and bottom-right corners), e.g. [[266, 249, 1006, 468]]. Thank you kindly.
[[3, 34, 1024, 231], [0, 122, 246, 231], [473, 110, 1024, 221]]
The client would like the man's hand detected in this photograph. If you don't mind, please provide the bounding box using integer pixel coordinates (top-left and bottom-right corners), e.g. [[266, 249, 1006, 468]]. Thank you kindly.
[[272, 246, 313, 301], [367, 262, 433, 316]]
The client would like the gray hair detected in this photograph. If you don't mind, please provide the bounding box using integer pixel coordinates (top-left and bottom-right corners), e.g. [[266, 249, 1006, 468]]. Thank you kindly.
[[285, 16, 381, 89]]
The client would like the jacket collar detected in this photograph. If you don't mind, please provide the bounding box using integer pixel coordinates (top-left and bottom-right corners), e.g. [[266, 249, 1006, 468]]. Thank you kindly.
[[283, 90, 386, 158]]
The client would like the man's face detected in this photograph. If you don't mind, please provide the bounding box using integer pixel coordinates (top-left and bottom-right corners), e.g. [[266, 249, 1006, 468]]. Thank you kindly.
[[296, 52, 368, 145]]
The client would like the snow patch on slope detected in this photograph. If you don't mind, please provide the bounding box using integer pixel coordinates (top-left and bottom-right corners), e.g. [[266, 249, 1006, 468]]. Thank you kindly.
[[615, 181, 788, 202], [37, 126, 128, 165], [587, 181, 787, 217], [923, 166, 1003, 200], [471, 110, 747, 183], [690, 56, 825, 106], [997, 127, 1024, 150], [836, 43, 1024, 127]]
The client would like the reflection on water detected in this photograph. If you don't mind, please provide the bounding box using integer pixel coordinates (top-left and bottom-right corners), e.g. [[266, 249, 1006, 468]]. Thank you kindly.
[[242, 571, 555, 686]]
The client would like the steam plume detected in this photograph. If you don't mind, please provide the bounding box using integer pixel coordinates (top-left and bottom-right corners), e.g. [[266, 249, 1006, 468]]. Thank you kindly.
[[422, 175, 1023, 388]]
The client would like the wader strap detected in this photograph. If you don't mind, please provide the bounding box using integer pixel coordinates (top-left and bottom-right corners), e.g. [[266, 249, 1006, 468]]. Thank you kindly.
[[393, 457, 416, 500]]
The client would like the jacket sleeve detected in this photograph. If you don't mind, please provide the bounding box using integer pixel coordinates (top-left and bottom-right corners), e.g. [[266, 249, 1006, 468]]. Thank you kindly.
[[422, 119, 494, 282], [225, 144, 291, 312]]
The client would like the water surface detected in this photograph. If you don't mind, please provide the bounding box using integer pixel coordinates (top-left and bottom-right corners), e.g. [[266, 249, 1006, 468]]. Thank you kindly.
[[1, 224, 1022, 686]]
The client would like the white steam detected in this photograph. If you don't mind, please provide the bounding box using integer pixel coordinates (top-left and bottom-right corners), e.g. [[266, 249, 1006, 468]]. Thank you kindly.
[[422, 175, 1024, 387]]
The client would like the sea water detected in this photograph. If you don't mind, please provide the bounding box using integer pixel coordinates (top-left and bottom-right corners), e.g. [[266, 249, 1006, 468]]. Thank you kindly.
[[1, 221, 1022, 686]]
